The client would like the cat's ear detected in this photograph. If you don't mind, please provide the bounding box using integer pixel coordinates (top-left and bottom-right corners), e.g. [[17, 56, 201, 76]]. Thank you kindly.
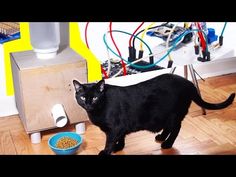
[[73, 80, 84, 92], [97, 79, 105, 92]]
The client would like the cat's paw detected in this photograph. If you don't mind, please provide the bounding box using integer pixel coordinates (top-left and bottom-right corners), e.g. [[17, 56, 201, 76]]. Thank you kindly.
[[113, 143, 125, 153], [98, 150, 110, 155], [155, 134, 166, 141], [161, 141, 173, 149]]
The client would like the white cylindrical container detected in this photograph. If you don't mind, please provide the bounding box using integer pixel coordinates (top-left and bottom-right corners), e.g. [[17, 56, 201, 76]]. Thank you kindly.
[[30, 132, 41, 144], [51, 104, 68, 127], [29, 22, 60, 59]]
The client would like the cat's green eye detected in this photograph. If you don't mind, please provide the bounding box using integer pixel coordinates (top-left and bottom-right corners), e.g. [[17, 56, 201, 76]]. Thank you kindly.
[[80, 96, 86, 101], [93, 97, 98, 101]]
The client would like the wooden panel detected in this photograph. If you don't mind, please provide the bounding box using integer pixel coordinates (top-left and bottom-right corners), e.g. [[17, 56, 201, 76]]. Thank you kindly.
[[21, 62, 88, 132], [10, 54, 27, 127], [11, 47, 85, 69]]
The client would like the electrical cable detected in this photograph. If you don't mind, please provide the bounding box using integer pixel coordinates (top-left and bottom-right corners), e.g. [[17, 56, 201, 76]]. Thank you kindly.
[[132, 22, 169, 48], [101, 66, 108, 78], [109, 22, 127, 76], [104, 29, 159, 77], [194, 23, 209, 52], [105, 30, 153, 57], [166, 23, 180, 66], [112, 38, 184, 78], [104, 28, 206, 70], [84, 22, 108, 78], [105, 25, 111, 76], [112, 47, 172, 78], [85, 22, 90, 49], [219, 22, 227, 46], [104, 30, 184, 69], [129, 23, 169, 64], [140, 22, 155, 50], [220, 22, 227, 36], [196, 22, 207, 52], [113, 31, 187, 78], [129, 22, 144, 47]]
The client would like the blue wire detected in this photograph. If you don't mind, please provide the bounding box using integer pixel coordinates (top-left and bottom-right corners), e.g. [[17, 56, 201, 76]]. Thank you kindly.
[[220, 22, 227, 36], [107, 30, 153, 54], [103, 29, 207, 69]]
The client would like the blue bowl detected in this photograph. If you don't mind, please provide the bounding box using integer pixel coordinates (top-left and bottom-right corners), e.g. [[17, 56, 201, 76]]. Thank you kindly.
[[48, 132, 83, 155]]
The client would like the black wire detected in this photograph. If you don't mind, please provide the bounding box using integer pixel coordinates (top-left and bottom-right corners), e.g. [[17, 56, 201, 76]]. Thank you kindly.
[[132, 22, 169, 49]]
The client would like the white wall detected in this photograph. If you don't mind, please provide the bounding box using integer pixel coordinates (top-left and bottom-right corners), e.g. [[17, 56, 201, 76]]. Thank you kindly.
[[0, 44, 18, 117]]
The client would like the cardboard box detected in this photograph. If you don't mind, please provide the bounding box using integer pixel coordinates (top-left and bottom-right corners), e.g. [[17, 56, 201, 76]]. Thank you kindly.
[[11, 47, 88, 133]]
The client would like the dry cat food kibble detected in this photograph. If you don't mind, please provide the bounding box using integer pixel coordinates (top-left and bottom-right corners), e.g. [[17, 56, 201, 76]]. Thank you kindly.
[[56, 136, 78, 149]]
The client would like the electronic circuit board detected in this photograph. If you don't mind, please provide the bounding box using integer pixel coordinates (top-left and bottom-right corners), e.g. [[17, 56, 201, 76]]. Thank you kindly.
[[0, 22, 20, 44], [101, 59, 164, 78]]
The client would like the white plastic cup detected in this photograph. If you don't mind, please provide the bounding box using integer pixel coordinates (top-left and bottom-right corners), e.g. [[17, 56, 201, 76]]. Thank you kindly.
[[51, 104, 68, 128], [30, 132, 41, 144], [76, 123, 85, 134], [29, 22, 60, 59]]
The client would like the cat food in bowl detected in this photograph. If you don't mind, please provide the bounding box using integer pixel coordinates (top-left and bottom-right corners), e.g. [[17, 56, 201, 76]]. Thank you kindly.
[[48, 132, 82, 155]]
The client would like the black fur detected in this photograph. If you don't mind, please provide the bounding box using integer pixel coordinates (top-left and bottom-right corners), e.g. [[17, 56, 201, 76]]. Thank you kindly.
[[73, 73, 235, 155]]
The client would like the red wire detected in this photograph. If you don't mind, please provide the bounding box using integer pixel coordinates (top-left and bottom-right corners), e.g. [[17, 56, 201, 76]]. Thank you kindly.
[[101, 65, 108, 79], [129, 22, 144, 47], [85, 22, 108, 79], [109, 22, 127, 76], [196, 22, 206, 51], [85, 22, 90, 49]]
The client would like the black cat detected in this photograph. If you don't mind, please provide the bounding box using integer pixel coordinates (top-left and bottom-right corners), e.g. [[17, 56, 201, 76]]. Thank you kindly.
[[73, 73, 235, 155]]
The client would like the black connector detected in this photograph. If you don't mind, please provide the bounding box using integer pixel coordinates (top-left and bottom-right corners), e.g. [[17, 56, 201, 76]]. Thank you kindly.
[[182, 32, 193, 43], [197, 56, 204, 62], [149, 56, 154, 64], [202, 50, 207, 59], [133, 47, 136, 61], [194, 45, 199, 55], [128, 47, 133, 62], [203, 51, 210, 61], [128, 47, 136, 62], [206, 51, 210, 61], [138, 50, 143, 59], [219, 36, 223, 46], [167, 60, 173, 68], [198, 50, 210, 62]]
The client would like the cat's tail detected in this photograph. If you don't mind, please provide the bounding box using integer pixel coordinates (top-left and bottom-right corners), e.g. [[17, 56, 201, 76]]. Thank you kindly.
[[192, 88, 235, 110]]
